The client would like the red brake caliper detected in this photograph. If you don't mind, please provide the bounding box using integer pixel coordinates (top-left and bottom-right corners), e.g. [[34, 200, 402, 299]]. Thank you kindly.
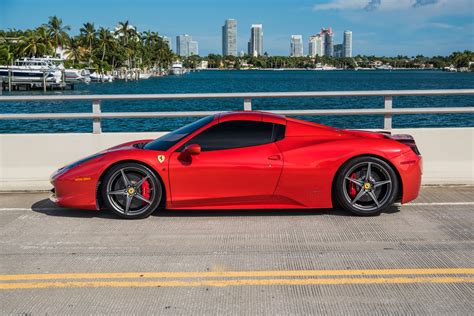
[[349, 173, 357, 198], [141, 178, 150, 200]]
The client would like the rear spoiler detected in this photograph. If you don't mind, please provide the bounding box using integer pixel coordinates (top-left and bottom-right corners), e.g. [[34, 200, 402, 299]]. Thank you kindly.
[[345, 129, 420, 156], [389, 134, 421, 156]]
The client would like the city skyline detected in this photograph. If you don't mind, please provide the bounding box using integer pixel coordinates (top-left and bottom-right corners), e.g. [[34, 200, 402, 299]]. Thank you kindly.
[[1, 0, 473, 56]]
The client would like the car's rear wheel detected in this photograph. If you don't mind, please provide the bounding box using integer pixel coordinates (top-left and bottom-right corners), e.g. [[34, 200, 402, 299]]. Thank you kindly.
[[335, 156, 398, 216], [101, 162, 162, 219]]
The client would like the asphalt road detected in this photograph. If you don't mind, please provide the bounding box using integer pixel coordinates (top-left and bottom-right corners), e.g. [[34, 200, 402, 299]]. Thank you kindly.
[[0, 186, 473, 315]]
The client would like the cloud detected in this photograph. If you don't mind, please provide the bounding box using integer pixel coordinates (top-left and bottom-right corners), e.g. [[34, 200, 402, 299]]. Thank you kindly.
[[313, 0, 471, 12], [421, 22, 454, 29], [313, 0, 370, 11], [364, 0, 381, 11], [413, 0, 438, 7]]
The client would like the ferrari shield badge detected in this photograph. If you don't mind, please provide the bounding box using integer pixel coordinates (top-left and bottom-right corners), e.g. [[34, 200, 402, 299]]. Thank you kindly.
[[157, 155, 165, 163]]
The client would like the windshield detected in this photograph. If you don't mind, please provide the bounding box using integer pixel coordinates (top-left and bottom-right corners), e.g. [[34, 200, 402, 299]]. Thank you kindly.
[[144, 115, 215, 151]]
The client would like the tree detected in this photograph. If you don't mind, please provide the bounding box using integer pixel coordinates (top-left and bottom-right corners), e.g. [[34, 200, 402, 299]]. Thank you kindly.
[[45, 16, 70, 51], [0, 47, 13, 64], [96, 27, 115, 62], [19, 27, 53, 57], [63, 38, 83, 66]]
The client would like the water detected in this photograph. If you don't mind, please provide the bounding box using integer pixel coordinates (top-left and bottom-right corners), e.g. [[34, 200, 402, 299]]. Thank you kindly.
[[1, 70, 473, 133]]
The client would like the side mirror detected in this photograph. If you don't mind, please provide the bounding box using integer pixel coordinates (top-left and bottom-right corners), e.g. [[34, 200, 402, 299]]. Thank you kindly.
[[184, 144, 201, 155]]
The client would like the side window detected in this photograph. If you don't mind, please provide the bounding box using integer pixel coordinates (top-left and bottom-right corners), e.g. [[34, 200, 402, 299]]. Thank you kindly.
[[183, 120, 285, 151]]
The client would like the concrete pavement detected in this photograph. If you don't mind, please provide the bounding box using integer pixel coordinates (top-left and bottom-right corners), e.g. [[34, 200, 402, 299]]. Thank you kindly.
[[0, 186, 473, 314]]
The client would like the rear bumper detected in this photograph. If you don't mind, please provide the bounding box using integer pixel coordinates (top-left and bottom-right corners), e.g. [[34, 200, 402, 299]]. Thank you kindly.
[[392, 150, 423, 204]]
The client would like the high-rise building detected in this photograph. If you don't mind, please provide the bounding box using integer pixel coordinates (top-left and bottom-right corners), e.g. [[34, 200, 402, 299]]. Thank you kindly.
[[290, 35, 303, 57], [308, 34, 324, 57], [334, 44, 343, 58], [343, 30, 352, 57], [321, 27, 334, 57], [176, 34, 191, 57], [222, 19, 237, 56], [176, 34, 198, 57], [249, 24, 263, 57], [188, 40, 199, 56]]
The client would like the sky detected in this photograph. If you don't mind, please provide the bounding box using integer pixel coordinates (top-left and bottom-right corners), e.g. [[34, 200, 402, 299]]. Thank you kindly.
[[1, 0, 473, 57]]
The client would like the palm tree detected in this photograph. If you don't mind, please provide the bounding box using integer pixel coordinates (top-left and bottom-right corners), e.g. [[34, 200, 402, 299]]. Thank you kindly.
[[64, 38, 83, 65], [19, 27, 52, 57], [79, 22, 96, 53], [79, 22, 96, 65], [115, 20, 137, 46], [114, 21, 138, 68], [45, 16, 70, 51], [97, 27, 115, 62]]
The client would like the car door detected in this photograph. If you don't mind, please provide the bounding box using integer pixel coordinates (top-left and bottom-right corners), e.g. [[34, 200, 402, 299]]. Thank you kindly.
[[168, 120, 284, 208]]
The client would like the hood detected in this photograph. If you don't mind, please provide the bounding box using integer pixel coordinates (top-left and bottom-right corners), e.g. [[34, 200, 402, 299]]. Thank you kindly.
[[103, 139, 153, 152]]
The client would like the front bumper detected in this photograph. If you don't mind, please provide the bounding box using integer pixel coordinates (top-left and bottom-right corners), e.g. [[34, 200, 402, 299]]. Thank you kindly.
[[50, 167, 101, 210]]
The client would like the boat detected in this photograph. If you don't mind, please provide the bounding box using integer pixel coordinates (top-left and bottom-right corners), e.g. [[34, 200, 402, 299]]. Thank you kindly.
[[0, 57, 62, 83], [90, 72, 114, 82], [124, 72, 152, 80], [64, 68, 91, 83], [376, 64, 393, 71], [138, 73, 152, 79], [170, 61, 187, 75], [443, 66, 458, 72]]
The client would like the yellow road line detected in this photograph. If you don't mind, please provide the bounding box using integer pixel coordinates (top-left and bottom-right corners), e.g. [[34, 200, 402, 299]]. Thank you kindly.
[[1, 277, 473, 290], [0, 268, 472, 281]]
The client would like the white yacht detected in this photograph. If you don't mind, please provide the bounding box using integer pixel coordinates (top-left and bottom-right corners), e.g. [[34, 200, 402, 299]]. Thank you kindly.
[[170, 61, 187, 75], [376, 64, 393, 71], [138, 73, 152, 79], [64, 68, 91, 83], [90, 72, 114, 82], [0, 57, 62, 83]]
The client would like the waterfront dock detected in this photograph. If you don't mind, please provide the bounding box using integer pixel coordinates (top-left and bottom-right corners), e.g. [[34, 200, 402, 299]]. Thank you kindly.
[[1, 80, 74, 92], [1, 70, 74, 92]]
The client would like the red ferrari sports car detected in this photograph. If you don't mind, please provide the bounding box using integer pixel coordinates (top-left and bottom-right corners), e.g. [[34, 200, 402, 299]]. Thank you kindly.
[[50, 111, 422, 219]]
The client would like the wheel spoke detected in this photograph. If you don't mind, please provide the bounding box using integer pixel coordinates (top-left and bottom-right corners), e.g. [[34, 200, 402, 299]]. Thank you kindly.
[[351, 189, 367, 205], [134, 176, 150, 188], [107, 189, 126, 196], [365, 162, 372, 181], [135, 193, 151, 205], [367, 191, 380, 207], [345, 177, 364, 187], [125, 194, 133, 214], [120, 169, 130, 187], [373, 180, 391, 188]]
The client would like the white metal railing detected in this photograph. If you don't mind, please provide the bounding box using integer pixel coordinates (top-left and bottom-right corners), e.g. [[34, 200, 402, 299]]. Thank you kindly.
[[0, 89, 473, 133]]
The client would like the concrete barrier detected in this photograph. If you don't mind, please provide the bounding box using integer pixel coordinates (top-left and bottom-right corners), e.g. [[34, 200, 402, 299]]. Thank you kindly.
[[0, 128, 472, 191]]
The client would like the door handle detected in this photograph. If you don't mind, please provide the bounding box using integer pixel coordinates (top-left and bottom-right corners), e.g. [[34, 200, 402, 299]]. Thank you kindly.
[[268, 154, 281, 161]]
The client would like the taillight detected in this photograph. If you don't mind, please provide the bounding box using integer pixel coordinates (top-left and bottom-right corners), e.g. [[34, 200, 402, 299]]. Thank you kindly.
[[391, 134, 421, 156]]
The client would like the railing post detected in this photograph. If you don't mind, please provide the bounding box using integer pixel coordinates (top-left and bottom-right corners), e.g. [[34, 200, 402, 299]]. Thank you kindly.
[[244, 98, 252, 111], [92, 100, 102, 134], [384, 96, 392, 130]]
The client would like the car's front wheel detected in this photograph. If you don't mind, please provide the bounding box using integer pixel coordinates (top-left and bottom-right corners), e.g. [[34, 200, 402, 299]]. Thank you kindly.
[[101, 162, 162, 219], [335, 156, 399, 216]]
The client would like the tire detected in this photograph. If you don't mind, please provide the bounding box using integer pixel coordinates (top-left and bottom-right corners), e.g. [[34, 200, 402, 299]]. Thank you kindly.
[[101, 162, 163, 219], [335, 156, 399, 216]]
